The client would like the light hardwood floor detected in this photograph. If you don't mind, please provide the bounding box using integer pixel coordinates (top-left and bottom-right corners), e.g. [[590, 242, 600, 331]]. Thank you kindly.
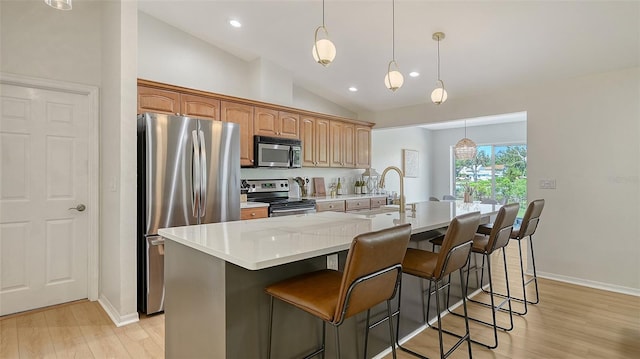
[[1, 242, 638, 359]]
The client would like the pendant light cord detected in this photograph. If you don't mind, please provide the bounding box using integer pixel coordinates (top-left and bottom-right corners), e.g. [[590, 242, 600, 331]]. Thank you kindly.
[[322, 0, 325, 27], [437, 36, 441, 81], [392, 0, 395, 61]]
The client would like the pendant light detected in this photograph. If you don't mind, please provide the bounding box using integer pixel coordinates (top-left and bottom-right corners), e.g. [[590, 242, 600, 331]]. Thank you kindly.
[[44, 0, 72, 10], [384, 0, 404, 92], [312, 0, 336, 67], [431, 32, 448, 104], [454, 120, 477, 160]]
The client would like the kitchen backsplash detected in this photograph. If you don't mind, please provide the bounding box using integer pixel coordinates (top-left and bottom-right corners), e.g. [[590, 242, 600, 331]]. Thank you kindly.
[[240, 167, 367, 195]]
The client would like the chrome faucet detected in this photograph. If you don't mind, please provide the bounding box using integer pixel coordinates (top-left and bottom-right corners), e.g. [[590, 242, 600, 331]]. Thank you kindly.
[[379, 166, 406, 213]]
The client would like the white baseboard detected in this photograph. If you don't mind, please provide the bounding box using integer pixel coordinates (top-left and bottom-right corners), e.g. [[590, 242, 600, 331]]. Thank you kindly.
[[98, 294, 140, 327], [536, 271, 640, 297]]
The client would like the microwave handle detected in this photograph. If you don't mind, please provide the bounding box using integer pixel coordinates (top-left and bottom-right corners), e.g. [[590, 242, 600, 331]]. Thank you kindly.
[[289, 146, 294, 166]]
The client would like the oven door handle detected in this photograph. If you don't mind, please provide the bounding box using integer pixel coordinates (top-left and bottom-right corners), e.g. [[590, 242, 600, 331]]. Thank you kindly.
[[271, 208, 316, 214]]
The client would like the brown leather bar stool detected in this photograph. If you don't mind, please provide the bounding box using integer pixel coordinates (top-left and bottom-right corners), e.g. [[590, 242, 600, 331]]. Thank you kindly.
[[477, 199, 545, 315], [265, 224, 412, 359], [450, 203, 519, 349], [396, 212, 481, 359]]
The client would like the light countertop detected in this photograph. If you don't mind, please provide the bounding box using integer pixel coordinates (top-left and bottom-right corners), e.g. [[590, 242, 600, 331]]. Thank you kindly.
[[241, 201, 269, 209], [159, 201, 500, 271]]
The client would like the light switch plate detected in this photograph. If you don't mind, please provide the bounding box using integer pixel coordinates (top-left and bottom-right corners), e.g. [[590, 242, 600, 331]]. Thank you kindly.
[[539, 179, 556, 189]]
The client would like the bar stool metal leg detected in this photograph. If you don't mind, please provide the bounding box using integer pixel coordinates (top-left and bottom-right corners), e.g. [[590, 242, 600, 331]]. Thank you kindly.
[[452, 250, 513, 349], [267, 297, 274, 359]]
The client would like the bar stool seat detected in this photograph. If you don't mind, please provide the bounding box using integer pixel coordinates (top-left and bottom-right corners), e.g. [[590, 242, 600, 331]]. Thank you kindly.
[[265, 223, 412, 359], [267, 269, 343, 321], [402, 250, 439, 278]]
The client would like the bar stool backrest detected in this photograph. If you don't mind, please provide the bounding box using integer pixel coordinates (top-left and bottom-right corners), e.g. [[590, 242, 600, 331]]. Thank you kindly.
[[516, 199, 545, 239], [435, 212, 482, 279], [333, 223, 412, 324], [486, 203, 520, 253]]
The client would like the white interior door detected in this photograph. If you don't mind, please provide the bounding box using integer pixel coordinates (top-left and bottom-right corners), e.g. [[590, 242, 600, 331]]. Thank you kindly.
[[1, 83, 92, 316]]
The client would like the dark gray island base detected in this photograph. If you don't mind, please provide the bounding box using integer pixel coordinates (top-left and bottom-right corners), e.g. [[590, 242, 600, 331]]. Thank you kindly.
[[164, 235, 486, 358]]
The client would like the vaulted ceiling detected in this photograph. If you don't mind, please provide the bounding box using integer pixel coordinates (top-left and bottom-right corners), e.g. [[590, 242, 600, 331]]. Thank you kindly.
[[138, 1, 639, 114]]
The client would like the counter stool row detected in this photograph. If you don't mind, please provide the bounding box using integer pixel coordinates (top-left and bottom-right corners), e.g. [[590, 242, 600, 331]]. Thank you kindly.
[[265, 199, 544, 359]]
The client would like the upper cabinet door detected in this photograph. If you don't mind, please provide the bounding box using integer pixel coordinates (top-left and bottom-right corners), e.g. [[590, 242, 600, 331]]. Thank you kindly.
[[138, 86, 180, 115], [342, 123, 356, 168], [329, 120, 344, 167], [300, 116, 316, 167], [315, 118, 331, 167], [254, 107, 279, 137], [221, 101, 254, 167], [181, 94, 220, 121], [278, 111, 300, 139], [355, 126, 371, 169]]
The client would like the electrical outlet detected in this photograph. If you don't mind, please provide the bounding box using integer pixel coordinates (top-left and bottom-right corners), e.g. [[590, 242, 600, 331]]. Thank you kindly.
[[326, 254, 339, 270], [539, 179, 556, 189]]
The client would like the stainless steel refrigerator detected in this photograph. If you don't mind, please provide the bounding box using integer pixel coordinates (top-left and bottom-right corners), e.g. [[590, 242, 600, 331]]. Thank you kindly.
[[137, 113, 240, 314]]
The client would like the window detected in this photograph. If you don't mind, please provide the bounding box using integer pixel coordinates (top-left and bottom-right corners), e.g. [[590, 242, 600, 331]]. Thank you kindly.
[[453, 144, 527, 213]]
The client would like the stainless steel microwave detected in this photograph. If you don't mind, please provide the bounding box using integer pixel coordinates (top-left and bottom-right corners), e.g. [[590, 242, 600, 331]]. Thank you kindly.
[[254, 135, 302, 168]]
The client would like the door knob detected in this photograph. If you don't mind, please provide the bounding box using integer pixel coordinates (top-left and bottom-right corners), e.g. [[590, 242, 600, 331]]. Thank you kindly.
[[69, 204, 86, 212]]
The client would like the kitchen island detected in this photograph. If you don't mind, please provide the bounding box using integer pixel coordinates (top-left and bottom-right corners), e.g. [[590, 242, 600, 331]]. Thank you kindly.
[[159, 201, 499, 358]]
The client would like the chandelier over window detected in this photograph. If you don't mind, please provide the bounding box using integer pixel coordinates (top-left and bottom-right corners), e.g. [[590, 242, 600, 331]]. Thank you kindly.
[[431, 32, 448, 104], [455, 120, 477, 160], [312, 0, 336, 67], [384, 0, 404, 92]]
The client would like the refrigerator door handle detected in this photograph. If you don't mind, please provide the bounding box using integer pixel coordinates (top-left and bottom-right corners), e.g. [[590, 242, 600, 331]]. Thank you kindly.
[[198, 130, 207, 217], [191, 130, 201, 218]]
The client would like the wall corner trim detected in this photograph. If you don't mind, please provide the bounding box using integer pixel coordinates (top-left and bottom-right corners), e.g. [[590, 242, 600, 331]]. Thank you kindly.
[[98, 295, 140, 327]]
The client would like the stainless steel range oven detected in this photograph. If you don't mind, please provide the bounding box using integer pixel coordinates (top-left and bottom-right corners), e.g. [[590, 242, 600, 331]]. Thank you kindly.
[[242, 179, 316, 217]]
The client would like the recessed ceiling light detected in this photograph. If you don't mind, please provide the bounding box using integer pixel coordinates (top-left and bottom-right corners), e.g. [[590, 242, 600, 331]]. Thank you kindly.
[[348, 86, 358, 92], [409, 71, 420, 77], [229, 19, 242, 28]]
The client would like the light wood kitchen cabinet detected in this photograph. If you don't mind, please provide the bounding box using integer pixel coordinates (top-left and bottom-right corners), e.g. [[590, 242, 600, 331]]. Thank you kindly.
[[254, 107, 300, 139], [370, 196, 387, 208], [137, 86, 220, 121], [345, 198, 371, 211], [180, 93, 220, 120], [316, 200, 346, 213], [137, 86, 180, 115], [241, 207, 268, 220], [221, 101, 254, 167], [301, 116, 330, 167], [355, 126, 371, 169], [137, 80, 374, 168], [329, 120, 355, 168]]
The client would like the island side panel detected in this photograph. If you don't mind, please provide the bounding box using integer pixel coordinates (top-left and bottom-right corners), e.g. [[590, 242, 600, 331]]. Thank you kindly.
[[224, 257, 330, 358], [165, 240, 226, 358]]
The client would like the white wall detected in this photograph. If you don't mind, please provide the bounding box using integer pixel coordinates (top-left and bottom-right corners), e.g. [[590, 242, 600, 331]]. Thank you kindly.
[[249, 58, 293, 106], [99, 0, 139, 325], [1, 1, 102, 86], [430, 121, 527, 197], [365, 67, 640, 293], [1, 0, 140, 324], [138, 12, 252, 99], [371, 127, 433, 202], [293, 85, 357, 119], [138, 12, 356, 119]]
